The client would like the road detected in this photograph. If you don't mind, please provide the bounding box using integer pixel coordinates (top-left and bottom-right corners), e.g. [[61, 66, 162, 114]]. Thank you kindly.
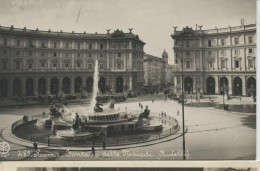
[[0, 94, 256, 160]]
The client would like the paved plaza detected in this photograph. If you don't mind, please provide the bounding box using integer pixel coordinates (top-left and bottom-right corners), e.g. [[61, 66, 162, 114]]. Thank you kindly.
[[0, 93, 256, 160]]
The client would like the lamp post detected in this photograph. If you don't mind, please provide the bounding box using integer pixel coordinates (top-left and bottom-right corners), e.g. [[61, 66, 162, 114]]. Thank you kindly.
[[174, 40, 186, 160]]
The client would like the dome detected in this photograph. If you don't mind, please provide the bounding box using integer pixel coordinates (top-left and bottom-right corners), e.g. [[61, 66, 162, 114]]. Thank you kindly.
[[162, 49, 168, 58]]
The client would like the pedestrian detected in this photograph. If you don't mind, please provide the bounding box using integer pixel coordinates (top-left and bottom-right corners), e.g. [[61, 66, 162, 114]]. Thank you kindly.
[[139, 102, 141, 107], [177, 110, 180, 116], [152, 99, 154, 103], [33, 140, 38, 151], [47, 136, 50, 146], [103, 139, 106, 150], [43, 111, 45, 118], [16, 104, 19, 109], [91, 145, 95, 156], [164, 112, 167, 117], [140, 104, 143, 111], [161, 111, 163, 117]]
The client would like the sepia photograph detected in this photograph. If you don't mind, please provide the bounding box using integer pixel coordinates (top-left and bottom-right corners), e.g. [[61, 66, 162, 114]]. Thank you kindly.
[[15, 167, 258, 171], [0, 0, 257, 161]]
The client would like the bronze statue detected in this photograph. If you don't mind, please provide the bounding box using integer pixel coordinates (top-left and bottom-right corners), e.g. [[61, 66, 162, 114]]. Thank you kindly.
[[94, 102, 103, 112]]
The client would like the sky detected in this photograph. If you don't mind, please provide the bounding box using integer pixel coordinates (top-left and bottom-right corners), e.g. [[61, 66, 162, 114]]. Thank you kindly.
[[0, 0, 256, 64]]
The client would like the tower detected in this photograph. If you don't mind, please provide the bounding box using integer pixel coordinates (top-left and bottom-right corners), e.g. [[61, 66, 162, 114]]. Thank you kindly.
[[162, 49, 168, 63]]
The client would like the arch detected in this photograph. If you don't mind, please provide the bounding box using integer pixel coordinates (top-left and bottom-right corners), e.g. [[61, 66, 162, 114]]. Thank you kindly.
[[98, 77, 106, 94], [26, 77, 34, 96], [233, 77, 242, 96], [0, 78, 8, 98], [184, 76, 193, 94], [219, 76, 229, 95], [86, 77, 93, 93], [247, 77, 256, 96], [206, 76, 215, 94], [62, 77, 70, 94], [13, 78, 21, 97], [38, 77, 46, 95], [50, 77, 59, 94], [74, 77, 82, 93], [116, 76, 123, 93]]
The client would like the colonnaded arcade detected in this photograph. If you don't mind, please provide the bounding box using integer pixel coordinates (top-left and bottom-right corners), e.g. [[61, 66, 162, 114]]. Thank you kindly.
[[0, 26, 145, 98], [171, 23, 256, 96]]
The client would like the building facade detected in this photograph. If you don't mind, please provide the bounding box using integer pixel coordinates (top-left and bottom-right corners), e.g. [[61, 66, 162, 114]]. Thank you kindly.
[[144, 50, 174, 88], [144, 53, 166, 87], [0, 26, 145, 98], [171, 24, 256, 96]]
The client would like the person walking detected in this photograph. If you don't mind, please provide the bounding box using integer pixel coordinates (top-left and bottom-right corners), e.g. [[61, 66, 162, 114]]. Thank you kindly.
[[103, 139, 106, 150], [91, 145, 95, 156], [177, 110, 180, 116]]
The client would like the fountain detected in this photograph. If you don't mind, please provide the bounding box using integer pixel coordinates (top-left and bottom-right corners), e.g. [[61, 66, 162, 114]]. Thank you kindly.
[[10, 59, 179, 147]]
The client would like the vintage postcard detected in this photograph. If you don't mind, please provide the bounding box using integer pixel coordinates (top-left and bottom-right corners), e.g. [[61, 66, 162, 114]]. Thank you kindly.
[[0, 0, 256, 161]]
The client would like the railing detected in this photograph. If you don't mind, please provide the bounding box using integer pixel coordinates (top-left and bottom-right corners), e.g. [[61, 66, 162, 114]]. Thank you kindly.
[[11, 113, 179, 147]]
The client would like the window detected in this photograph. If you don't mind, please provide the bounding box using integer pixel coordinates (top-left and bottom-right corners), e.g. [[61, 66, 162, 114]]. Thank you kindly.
[[77, 53, 80, 57], [41, 41, 45, 48], [3, 50, 7, 55], [54, 52, 57, 57], [234, 49, 239, 55], [249, 48, 253, 54], [89, 44, 92, 49], [186, 51, 190, 56], [89, 53, 92, 57], [15, 61, 20, 69], [88, 63, 93, 69], [118, 62, 122, 69], [209, 61, 213, 68], [248, 59, 253, 68], [16, 51, 20, 56], [221, 60, 226, 68], [234, 37, 239, 45], [186, 61, 190, 69], [235, 60, 239, 68], [220, 50, 225, 55], [3, 62, 7, 70], [40, 63, 45, 68], [66, 42, 69, 48], [66, 53, 69, 57], [248, 36, 253, 44], [100, 44, 103, 49], [100, 63, 104, 69], [100, 53, 103, 57], [28, 63, 32, 69], [41, 52, 45, 56], [186, 41, 189, 48], [118, 53, 121, 57], [208, 40, 211, 47], [29, 51, 32, 56], [208, 51, 212, 56], [29, 40, 33, 47], [77, 43, 80, 49], [3, 38, 7, 45], [52, 63, 57, 68], [221, 39, 225, 46], [54, 42, 57, 48], [65, 64, 69, 69], [17, 39, 20, 46], [77, 62, 81, 68]]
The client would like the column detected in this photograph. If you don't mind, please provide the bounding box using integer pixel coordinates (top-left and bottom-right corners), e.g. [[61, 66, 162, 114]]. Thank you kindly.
[[59, 77, 63, 93], [242, 76, 246, 96], [34, 77, 38, 96], [173, 76, 177, 93], [129, 52, 132, 69], [215, 76, 219, 94], [9, 77, 13, 98], [129, 75, 133, 90], [82, 76, 86, 90], [200, 75, 203, 93], [227, 76, 232, 96], [193, 75, 197, 93], [71, 76, 75, 94], [47, 77, 50, 95], [71, 53, 74, 69], [22, 77, 26, 96]]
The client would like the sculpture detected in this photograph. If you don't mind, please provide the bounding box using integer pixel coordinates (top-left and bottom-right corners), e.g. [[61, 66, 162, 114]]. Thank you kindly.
[[94, 102, 103, 112], [139, 106, 150, 122]]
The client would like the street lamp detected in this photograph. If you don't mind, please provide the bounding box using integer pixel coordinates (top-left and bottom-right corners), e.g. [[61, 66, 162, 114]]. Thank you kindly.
[[174, 40, 186, 160]]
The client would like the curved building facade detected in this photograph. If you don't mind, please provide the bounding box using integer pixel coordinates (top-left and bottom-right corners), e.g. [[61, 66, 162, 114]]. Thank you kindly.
[[171, 24, 256, 96], [0, 26, 145, 98]]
